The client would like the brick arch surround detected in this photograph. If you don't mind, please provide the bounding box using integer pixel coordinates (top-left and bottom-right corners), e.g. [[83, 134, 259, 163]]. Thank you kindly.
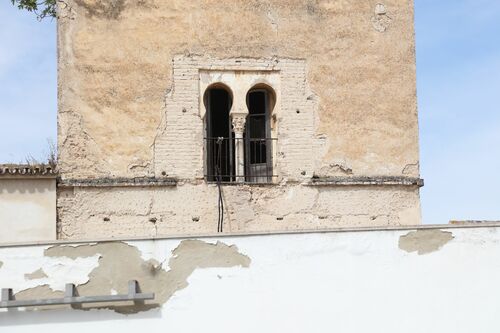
[[153, 55, 319, 182]]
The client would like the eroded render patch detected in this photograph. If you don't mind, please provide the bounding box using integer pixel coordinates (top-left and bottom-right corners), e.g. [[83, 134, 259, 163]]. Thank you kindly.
[[14, 240, 250, 314], [15, 285, 64, 301], [399, 230, 454, 255], [24, 268, 48, 280]]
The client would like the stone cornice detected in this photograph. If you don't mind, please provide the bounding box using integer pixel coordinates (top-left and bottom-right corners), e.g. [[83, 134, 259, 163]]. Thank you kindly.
[[58, 177, 177, 188], [305, 176, 424, 187]]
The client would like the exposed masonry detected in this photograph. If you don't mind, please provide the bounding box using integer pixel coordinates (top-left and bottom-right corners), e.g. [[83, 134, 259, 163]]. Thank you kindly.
[[53, 1, 422, 239], [56, 54, 422, 238], [399, 230, 454, 255], [57, 184, 421, 240], [6, 240, 250, 314], [153, 55, 318, 182]]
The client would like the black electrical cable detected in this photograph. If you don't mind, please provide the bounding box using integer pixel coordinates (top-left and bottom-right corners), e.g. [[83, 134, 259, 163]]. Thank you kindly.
[[216, 137, 224, 233], [217, 177, 224, 232]]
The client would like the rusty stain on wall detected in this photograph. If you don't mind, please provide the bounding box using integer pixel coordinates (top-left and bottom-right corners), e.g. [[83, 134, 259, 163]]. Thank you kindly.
[[24, 268, 48, 280], [399, 230, 454, 255], [14, 240, 250, 314]]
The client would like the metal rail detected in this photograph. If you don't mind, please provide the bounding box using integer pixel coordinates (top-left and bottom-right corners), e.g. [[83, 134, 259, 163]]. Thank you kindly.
[[0, 280, 154, 308], [205, 137, 277, 183]]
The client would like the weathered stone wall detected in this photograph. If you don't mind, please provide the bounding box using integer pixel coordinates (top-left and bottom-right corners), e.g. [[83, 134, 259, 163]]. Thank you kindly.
[[154, 56, 316, 181], [56, 0, 420, 238], [57, 182, 421, 240], [58, 0, 418, 179]]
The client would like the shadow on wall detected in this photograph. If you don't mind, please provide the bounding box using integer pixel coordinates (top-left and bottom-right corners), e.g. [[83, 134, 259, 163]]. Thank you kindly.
[[0, 179, 55, 194], [0, 306, 162, 326]]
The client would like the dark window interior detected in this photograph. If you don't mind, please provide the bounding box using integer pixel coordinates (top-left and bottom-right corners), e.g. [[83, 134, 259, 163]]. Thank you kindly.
[[246, 90, 272, 182], [205, 87, 274, 183], [206, 88, 234, 181], [248, 91, 267, 139], [208, 89, 231, 138]]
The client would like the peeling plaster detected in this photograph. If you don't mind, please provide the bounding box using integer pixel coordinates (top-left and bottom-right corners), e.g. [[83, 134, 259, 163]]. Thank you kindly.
[[314, 160, 353, 177], [399, 230, 454, 255], [56, 1, 421, 236], [24, 268, 48, 280], [4, 230, 500, 331], [0, 247, 100, 293], [15, 285, 64, 303], [17, 240, 251, 314]]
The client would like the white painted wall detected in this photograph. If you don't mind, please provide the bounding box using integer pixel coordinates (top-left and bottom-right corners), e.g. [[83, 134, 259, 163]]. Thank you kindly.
[[1, 226, 500, 332], [0, 179, 56, 243]]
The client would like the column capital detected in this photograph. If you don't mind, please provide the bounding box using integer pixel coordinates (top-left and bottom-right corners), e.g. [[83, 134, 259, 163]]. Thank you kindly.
[[231, 113, 247, 134]]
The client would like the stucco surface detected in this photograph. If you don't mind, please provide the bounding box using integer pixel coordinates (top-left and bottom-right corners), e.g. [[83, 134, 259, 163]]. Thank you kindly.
[[55, 0, 420, 237], [2, 226, 500, 332], [0, 179, 56, 243], [58, 0, 418, 179]]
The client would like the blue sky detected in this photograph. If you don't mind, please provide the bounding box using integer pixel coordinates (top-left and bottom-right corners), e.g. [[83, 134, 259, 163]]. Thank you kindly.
[[0, 2, 56, 163], [0, 1, 499, 224], [415, 0, 500, 223]]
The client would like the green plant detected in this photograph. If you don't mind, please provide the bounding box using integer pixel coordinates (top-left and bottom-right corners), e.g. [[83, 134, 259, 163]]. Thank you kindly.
[[10, 0, 57, 20]]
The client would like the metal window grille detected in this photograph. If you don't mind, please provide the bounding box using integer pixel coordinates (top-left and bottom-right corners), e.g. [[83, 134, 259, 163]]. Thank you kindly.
[[205, 137, 277, 183]]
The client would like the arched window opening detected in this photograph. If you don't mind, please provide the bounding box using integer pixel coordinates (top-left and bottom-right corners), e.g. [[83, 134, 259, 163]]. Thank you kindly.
[[204, 86, 234, 182], [245, 87, 275, 183]]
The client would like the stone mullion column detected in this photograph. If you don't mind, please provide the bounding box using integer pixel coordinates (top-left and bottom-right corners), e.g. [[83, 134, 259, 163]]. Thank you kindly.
[[231, 114, 247, 182]]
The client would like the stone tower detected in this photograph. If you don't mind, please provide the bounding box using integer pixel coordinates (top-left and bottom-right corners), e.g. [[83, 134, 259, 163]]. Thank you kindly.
[[56, 0, 421, 239]]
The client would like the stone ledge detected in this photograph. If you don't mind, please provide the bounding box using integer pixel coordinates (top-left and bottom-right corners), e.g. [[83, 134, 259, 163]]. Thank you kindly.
[[305, 176, 424, 187], [450, 220, 500, 225], [58, 177, 177, 188], [4, 223, 500, 249]]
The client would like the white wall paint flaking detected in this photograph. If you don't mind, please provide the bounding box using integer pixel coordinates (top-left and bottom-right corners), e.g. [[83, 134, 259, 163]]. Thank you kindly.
[[1, 226, 500, 333]]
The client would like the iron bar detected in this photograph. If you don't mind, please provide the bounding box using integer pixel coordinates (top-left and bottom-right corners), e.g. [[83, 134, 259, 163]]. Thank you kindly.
[[205, 137, 277, 183], [0, 280, 154, 308]]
